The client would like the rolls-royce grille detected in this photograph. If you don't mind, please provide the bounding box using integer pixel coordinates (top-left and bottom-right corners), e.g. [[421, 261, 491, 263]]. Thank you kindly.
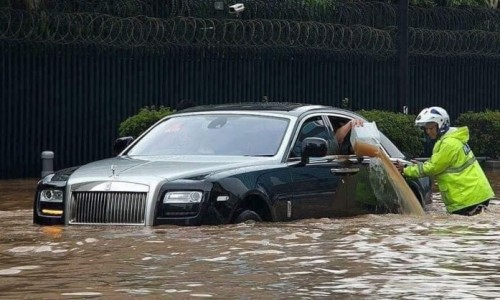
[[70, 192, 147, 225]]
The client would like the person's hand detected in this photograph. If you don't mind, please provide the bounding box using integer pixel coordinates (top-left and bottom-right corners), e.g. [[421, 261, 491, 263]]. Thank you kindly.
[[350, 119, 364, 128], [395, 161, 405, 174]]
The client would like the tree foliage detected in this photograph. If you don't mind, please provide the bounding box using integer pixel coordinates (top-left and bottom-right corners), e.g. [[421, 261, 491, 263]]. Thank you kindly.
[[118, 106, 174, 138], [357, 110, 425, 158], [456, 110, 500, 158]]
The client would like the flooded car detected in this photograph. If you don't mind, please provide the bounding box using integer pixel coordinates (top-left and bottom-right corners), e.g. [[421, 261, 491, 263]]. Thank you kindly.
[[33, 102, 432, 226]]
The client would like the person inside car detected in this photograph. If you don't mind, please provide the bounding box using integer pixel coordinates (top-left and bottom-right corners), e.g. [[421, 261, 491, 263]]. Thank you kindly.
[[396, 106, 494, 216], [292, 117, 364, 157], [333, 118, 364, 155]]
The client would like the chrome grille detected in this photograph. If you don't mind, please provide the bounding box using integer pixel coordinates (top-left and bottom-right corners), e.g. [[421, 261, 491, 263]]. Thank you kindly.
[[70, 192, 147, 225]]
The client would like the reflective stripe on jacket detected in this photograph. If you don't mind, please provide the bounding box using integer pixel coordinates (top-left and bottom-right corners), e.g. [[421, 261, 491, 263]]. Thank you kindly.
[[403, 127, 494, 213]]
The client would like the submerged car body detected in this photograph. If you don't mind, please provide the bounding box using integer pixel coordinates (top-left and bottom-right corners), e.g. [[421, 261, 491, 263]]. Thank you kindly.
[[34, 103, 432, 226]]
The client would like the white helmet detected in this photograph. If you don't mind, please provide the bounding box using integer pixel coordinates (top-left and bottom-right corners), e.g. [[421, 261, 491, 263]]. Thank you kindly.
[[415, 106, 450, 135]]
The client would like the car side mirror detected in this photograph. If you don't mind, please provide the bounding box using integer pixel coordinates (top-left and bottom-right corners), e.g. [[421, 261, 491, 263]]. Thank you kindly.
[[301, 137, 328, 165], [113, 136, 134, 155]]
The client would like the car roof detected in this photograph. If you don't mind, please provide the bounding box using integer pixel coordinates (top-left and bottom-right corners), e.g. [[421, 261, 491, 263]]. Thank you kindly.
[[176, 102, 358, 118], [165, 102, 404, 158]]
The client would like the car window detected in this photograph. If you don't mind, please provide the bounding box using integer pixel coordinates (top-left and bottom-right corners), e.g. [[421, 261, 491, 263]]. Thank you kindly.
[[127, 114, 289, 156], [327, 113, 406, 159], [328, 116, 355, 155], [290, 116, 337, 158]]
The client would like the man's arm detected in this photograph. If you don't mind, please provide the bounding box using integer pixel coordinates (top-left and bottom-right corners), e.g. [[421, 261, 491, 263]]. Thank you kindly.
[[335, 119, 364, 145], [402, 139, 458, 178]]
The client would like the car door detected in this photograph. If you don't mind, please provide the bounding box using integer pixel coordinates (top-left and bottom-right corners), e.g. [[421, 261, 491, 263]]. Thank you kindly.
[[325, 112, 414, 213], [325, 113, 383, 213], [287, 115, 360, 220]]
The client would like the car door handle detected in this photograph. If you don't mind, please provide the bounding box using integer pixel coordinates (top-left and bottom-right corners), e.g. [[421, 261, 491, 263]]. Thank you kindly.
[[330, 168, 360, 175]]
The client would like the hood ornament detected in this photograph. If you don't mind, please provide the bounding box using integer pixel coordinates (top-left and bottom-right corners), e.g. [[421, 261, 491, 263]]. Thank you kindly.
[[111, 164, 116, 177]]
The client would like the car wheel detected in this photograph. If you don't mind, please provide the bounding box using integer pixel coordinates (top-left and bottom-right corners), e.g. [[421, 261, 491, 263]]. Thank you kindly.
[[234, 210, 262, 223]]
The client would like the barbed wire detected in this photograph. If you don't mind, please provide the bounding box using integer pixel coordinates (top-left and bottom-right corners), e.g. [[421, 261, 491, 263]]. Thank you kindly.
[[387, 26, 500, 57], [26, 0, 500, 31], [1, 9, 500, 58], [333, 2, 500, 31], [0, 8, 394, 58]]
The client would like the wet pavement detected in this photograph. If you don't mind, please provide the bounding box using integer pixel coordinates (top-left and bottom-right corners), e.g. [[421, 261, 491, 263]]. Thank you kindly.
[[1, 173, 500, 298]]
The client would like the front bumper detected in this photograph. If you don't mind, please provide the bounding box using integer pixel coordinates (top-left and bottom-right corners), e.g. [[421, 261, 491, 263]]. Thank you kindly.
[[33, 180, 233, 226]]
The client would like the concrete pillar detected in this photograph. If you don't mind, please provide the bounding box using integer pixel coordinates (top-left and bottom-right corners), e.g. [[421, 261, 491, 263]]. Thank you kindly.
[[41, 151, 54, 178]]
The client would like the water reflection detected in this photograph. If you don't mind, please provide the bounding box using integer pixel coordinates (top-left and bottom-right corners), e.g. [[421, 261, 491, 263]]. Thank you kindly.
[[1, 173, 500, 298]]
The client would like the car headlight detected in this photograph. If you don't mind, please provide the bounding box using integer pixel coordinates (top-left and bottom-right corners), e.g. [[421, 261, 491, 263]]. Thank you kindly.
[[40, 189, 64, 203], [163, 191, 203, 204]]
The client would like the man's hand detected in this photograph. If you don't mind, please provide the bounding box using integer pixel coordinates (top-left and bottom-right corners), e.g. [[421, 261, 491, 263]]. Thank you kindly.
[[350, 119, 364, 128], [395, 161, 405, 174]]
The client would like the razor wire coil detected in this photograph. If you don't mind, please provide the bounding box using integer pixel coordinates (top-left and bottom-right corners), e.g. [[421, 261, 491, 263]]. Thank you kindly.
[[2, 7, 500, 58]]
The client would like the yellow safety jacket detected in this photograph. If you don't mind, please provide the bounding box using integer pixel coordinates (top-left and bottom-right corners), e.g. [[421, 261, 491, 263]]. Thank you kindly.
[[403, 127, 494, 213]]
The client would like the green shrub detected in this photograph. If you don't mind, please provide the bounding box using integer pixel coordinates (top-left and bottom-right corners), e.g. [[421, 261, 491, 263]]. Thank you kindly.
[[118, 106, 174, 137], [456, 110, 500, 159], [357, 110, 424, 158]]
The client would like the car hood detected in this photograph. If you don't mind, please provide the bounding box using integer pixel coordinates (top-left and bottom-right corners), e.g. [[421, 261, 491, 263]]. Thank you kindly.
[[69, 155, 275, 183]]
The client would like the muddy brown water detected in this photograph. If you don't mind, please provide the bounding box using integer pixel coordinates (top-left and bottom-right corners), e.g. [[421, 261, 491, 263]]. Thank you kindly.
[[1, 173, 500, 299]]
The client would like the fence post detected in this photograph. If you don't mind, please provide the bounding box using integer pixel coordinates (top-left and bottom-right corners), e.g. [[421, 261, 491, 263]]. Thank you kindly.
[[41, 151, 54, 178], [397, 0, 409, 113]]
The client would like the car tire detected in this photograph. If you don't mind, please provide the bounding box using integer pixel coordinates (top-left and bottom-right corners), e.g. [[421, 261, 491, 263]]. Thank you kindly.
[[234, 210, 262, 223]]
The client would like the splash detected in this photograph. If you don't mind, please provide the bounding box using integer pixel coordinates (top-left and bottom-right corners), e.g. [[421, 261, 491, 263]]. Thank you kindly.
[[354, 141, 425, 216]]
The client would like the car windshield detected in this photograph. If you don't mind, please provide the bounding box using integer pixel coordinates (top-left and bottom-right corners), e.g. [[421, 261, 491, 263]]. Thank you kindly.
[[127, 114, 290, 156]]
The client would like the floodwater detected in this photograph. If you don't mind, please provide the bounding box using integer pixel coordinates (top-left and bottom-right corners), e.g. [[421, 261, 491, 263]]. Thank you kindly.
[[1, 172, 500, 299]]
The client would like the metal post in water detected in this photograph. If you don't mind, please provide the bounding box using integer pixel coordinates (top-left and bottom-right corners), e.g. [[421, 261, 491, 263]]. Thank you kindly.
[[41, 151, 54, 178]]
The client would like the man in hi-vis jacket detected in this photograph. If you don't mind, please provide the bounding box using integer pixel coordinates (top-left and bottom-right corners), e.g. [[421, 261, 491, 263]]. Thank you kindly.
[[397, 106, 494, 216]]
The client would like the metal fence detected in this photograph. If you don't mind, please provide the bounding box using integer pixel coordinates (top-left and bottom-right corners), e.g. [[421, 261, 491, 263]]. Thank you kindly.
[[1, 1, 500, 179]]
